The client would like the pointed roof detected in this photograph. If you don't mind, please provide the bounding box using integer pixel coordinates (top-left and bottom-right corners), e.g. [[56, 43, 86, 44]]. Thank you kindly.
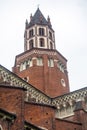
[[28, 8, 52, 28]]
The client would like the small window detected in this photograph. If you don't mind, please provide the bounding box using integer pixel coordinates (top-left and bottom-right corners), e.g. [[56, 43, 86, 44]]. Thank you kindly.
[[37, 57, 43, 66], [49, 31, 52, 39], [20, 61, 27, 71], [39, 28, 44, 36], [29, 39, 33, 49], [29, 29, 33, 38], [61, 79, 66, 87], [20, 63, 23, 71], [27, 59, 32, 67], [39, 38, 44, 47], [48, 58, 54, 67], [50, 42, 53, 49], [20, 62, 26, 71], [20, 59, 32, 71], [57, 61, 65, 73], [23, 77, 29, 82]]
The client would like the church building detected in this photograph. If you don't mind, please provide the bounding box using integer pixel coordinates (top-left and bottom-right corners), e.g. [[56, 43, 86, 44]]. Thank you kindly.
[[0, 8, 87, 130]]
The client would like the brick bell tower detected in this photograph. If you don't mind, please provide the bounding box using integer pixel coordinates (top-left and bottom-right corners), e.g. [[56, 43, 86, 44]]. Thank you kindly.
[[12, 8, 70, 97]]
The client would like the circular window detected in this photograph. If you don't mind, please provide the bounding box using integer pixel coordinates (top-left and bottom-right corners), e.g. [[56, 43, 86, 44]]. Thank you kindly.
[[61, 79, 66, 87]]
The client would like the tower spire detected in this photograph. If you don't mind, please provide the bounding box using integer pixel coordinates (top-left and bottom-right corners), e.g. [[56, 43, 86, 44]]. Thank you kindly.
[[13, 8, 70, 98], [37, 4, 40, 9]]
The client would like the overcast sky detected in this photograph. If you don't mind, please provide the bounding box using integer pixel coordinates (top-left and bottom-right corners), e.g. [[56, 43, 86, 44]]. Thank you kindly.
[[0, 0, 87, 92]]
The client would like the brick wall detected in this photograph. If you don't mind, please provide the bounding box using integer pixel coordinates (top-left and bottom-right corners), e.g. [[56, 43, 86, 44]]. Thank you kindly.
[[74, 110, 87, 130], [13, 51, 70, 98], [25, 102, 56, 130], [55, 118, 82, 130], [0, 85, 26, 130]]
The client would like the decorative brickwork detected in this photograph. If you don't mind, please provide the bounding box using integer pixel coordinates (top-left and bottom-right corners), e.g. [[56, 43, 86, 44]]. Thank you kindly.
[[1, 64, 87, 119], [1, 8, 87, 130], [0, 65, 51, 105]]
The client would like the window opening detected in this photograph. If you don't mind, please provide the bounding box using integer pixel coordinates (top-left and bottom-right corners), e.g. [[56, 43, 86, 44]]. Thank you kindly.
[[20, 59, 32, 71], [29, 39, 33, 49], [39, 38, 44, 47], [49, 31, 52, 39], [29, 29, 33, 38], [50, 42, 53, 49], [48, 58, 54, 67], [57, 61, 65, 73], [27, 59, 32, 67], [39, 28, 44, 36], [37, 57, 43, 66]]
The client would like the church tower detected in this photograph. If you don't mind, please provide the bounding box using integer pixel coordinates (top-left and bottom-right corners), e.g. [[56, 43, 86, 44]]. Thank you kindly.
[[12, 8, 70, 97]]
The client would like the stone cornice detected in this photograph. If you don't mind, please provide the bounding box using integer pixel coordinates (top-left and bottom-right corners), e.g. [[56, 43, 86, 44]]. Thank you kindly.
[[52, 87, 87, 107], [1, 64, 87, 113], [15, 48, 67, 64]]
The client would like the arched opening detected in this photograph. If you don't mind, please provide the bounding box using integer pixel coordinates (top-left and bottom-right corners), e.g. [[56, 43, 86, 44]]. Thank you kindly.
[[39, 28, 44, 36], [49, 31, 52, 40], [29, 29, 34, 38], [29, 39, 33, 49], [48, 58, 54, 67], [37, 57, 43, 66], [39, 38, 45, 47], [50, 42, 53, 49]]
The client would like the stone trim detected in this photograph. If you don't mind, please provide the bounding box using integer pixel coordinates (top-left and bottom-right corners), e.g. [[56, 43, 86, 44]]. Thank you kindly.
[[1, 64, 87, 118]]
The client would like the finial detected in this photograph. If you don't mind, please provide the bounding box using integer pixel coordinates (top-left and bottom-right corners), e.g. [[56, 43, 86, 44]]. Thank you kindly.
[[47, 15, 52, 27], [25, 19, 28, 28], [30, 13, 32, 21], [37, 4, 40, 9], [47, 15, 50, 22]]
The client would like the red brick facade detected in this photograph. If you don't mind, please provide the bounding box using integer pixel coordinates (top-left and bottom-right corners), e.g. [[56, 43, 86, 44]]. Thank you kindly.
[[55, 119, 82, 130], [25, 102, 56, 130], [0, 84, 87, 130], [0, 85, 26, 130], [12, 8, 70, 98], [0, 8, 87, 130], [13, 49, 70, 97]]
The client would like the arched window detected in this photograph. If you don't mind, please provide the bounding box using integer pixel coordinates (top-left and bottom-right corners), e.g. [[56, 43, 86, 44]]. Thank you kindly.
[[49, 31, 52, 39], [50, 42, 53, 49], [20, 58, 32, 71], [20, 62, 26, 71], [39, 38, 44, 47], [37, 57, 43, 66], [57, 61, 65, 73], [48, 58, 54, 67], [29, 29, 33, 38], [39, 28, 44, 36], [27, 58, 32, 67], [29, 39, 33, 49]]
